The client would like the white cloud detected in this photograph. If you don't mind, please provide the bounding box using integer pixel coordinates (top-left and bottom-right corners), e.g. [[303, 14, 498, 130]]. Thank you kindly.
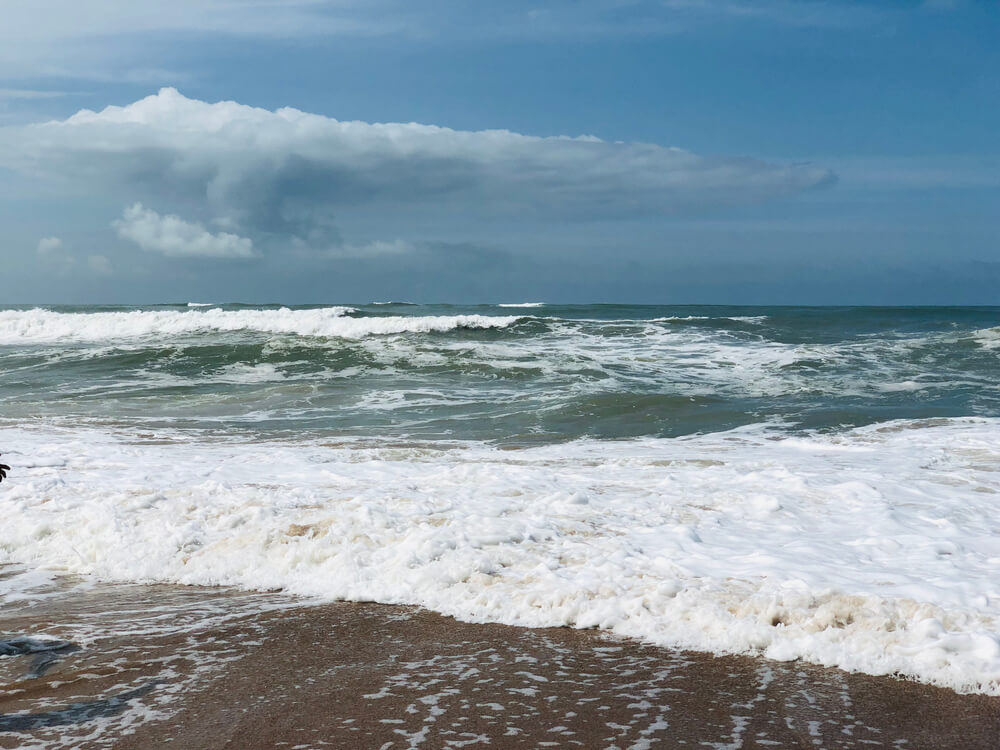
[[1, 89, 832, 258], [113, 202, 256, 259], [36, 236, 64, 255]]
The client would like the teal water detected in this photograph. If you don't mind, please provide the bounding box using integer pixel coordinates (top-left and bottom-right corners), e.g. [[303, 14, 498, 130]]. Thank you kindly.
[[1, 303, 998, 442]]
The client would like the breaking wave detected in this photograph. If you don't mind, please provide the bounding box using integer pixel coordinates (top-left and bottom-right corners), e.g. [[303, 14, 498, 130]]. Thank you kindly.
[[0, 307, 519, 343]]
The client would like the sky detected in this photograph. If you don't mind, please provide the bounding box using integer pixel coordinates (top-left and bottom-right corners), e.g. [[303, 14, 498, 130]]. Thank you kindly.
[[0, 0, 997, 305]]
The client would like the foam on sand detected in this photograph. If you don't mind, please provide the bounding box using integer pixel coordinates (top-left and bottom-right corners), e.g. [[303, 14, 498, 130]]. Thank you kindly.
[[2, 418, 1000, 694]]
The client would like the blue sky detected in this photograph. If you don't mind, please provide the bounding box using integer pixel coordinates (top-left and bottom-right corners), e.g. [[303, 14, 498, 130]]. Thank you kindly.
[[0, 0, 997, 304]]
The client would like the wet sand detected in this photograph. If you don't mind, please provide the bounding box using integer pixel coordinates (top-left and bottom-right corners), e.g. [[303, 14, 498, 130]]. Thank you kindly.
[[1, 581, 999, 749]]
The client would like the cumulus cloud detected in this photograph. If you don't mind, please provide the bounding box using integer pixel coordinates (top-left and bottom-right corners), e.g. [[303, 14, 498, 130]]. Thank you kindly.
[[2, 89, 832, 258], [36, 236, 64, 255], [113, 202, 256, 259]]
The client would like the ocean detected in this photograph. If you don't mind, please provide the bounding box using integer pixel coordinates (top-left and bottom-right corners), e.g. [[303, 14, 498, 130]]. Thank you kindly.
[[1, 303, 999, 694]]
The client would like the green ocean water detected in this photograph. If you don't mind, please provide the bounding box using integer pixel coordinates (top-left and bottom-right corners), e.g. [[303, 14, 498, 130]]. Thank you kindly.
[[1, 303, 998, 442]]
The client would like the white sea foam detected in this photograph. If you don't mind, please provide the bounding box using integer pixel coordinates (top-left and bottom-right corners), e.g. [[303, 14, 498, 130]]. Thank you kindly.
[[972, 326, 1000, 350], [213, 362, 288, 384], [185, 302, 215, 307], [497, 302, 546, 308], [0, 308, 517, 343], [2, 418, 1000, 694]]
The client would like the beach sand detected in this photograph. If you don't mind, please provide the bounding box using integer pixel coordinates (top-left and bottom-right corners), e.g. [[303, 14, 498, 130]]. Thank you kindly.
[[1, 581, 998, 749]]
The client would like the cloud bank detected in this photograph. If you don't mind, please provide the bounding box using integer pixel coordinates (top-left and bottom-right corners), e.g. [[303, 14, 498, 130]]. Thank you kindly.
[[1, 89, 833, 259]]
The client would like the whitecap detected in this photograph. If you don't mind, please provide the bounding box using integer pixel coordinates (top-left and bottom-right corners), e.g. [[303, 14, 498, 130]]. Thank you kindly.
[[0, 308, 518, 343]]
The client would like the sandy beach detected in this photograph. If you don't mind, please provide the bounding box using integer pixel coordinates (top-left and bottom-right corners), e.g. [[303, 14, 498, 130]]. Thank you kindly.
[[3, 0, 999, 744], [2, 580, 998, 750]]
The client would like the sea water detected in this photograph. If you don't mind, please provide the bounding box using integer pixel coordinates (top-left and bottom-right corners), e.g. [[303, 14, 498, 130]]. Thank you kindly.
[[1, 303, 999, 693]]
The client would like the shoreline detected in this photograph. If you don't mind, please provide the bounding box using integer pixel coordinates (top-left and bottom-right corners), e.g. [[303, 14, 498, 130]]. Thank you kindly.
[[2, 581, 999, 749]]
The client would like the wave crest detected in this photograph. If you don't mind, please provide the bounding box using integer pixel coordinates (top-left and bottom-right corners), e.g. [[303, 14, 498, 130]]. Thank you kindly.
[[0, 308, 519, 343]]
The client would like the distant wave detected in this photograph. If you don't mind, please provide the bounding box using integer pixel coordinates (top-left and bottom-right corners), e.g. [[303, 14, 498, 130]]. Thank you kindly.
[[497, 302, 546, 308], [652, 315, 768, 324], [371, 301, 419, 306], [0, 308, 519, 343], [186, 302, 215, 307]]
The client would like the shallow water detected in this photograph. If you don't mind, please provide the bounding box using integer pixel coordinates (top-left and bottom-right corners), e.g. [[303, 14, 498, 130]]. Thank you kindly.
[[5, 575, 999, 750]]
